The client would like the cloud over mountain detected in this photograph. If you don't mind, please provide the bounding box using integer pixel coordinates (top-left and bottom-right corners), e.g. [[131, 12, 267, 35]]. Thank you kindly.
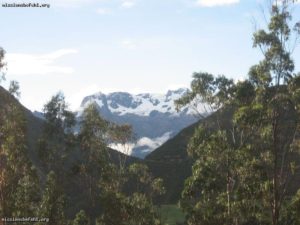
[[77, 88, 203, 158], [5, 49, 78, 76], [196, 0, 239, 7]]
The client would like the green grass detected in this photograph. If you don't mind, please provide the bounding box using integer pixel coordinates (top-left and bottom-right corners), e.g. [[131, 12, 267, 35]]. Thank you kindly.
[[158, 204, 185, 225]]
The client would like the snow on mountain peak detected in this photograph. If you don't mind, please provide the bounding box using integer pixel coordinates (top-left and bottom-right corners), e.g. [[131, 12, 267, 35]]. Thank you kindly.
[[77, 88, 203, 158], [79, 88, 191, 117]]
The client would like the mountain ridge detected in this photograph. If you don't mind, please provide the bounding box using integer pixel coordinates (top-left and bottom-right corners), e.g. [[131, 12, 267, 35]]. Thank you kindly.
[[76, 88, 202, 158]]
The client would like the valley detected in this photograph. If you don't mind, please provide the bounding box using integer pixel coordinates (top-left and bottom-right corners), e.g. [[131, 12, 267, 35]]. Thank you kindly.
[[1, 1, 300, 224], [75, 88, 202, 158]]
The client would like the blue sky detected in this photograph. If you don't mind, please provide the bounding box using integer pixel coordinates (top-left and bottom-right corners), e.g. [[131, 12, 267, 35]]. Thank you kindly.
[[0, 0, 299, 111]]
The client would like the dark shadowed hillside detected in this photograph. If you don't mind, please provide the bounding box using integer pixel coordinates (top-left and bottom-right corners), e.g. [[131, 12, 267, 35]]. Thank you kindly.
[[0, 86, 140, 218], [144, 122, 198, 203], [0, 86, 139, 168], [145, 108, 234, 203], [0, 86, 44, 170]]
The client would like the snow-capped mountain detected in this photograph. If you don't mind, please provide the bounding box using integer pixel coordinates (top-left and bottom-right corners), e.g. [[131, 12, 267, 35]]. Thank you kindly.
[[77, 88, 202, 158]]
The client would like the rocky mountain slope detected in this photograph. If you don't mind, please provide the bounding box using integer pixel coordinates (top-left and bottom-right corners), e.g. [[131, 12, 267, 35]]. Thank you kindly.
[[77, 88, 203, 158]]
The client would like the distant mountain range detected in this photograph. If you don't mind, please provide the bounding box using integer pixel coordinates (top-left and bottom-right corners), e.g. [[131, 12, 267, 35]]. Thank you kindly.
[[76, 88, 203, 158], [5, 85, 300, 205]]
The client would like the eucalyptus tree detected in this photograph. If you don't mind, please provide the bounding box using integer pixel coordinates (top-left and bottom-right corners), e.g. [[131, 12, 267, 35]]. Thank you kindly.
[[77, 104, 111, 217], [0, 47, 40, 221], [97, 163, 165, 225], [73, 210, 89, 225], [78, 104, 165, 225], [237, 1, 300, 224], [38, 171, 66, 225], [177, 1, 300, 225], [176, 74, 248, 225], [0, 47, 5, 82], [0, 98, 41, 222], [38, 92, 76, 174]]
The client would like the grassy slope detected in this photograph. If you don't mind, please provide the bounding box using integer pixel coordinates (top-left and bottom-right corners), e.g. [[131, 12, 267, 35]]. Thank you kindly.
[[159, 204, 185, 225]]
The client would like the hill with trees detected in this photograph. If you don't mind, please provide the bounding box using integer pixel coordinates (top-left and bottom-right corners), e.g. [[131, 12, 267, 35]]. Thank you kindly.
[[1, 1, 300, 225]]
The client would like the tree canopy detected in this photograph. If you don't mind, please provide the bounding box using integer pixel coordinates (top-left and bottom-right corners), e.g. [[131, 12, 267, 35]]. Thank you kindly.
[[178, 1, 300, 225]]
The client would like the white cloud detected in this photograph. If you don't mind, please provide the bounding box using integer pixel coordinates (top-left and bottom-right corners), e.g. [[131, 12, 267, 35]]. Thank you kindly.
[[110, 132, 172, 156], [96, 7, 112, 14], [109, 143, 135, 155], [69, 84, 101, 110], [5, 49, 78, 76], [136, 132, 172, 149], [166, 84, 188, 92], [196, 0, 239, 7], [121, 0, 136, 8], [121, 39, 137, 49]]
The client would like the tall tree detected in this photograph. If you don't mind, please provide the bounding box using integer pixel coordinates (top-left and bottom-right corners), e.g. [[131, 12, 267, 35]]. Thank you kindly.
[[13, 166, 40, 219], [77, 104, 111, 218], [73, 210, 90, 225], [177, 1, 300, 225], [77, 104, 164, 225], [240, 1, 300, 224], [0, 47, 5, 83], [177, 74, 248, 225], [0, 48, 40, 221], [38, 171, 66, 225], [38, 92, 76, 174], [98, 163, 165, 225]]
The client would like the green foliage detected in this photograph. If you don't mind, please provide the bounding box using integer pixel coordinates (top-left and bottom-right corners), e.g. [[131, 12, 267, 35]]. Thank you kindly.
[[251, 1, 297, 86], [159, 205, 185, 225], [0, 47, 5, 82], [178, 1, 300, 225], [0, 47, 165, 225], [96, 161, 165, 225], [43, 92, 75, 134], [180, 127, 252, 225], [73, 210, 90, 225], [0, 91, 40, 219], [98, 191, 162, 225], [125, 192, 162, 225], [38, 92, 76, 173], [128, 163, 166, 198], [38, 171, 66, 225], [79, 104, 109, 155], [0, 47, 41, 221], [175, 72, 235, 114], [109, 123, 135, 168], [76, 104, 165, 224], [13, 167, 41, 219], [77, 104, 111, 217], [286, 189, 300, 224], [8, 80, 20, 98]]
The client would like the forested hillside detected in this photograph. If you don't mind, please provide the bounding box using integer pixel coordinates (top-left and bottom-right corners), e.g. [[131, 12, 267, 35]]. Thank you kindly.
[[146, 107, 234, 204], [1, 1, 300, 225], [0, 66, 164, 224], [174, 1, 300, 224]]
